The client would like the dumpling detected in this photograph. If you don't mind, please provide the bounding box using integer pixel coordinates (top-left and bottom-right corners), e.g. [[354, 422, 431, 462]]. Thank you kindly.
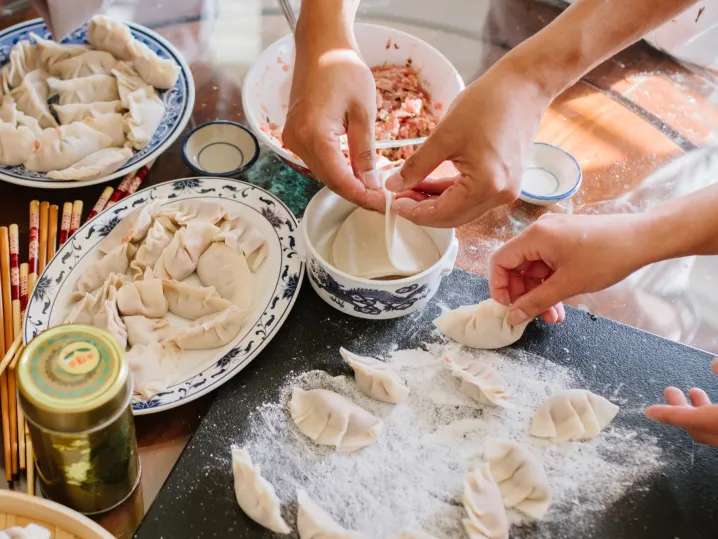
[[24, 122, 113, 172], [297, 489, 365, 539], [434, 299, 530, 350], [49, 50, 117, 78], [530, 389, 619, 442], [129, 216, 176, 277], [48, 74, 119, 105], [94, 290, 128, 349], [116, 277, 168, 318], [47, 146, 132, 180], [217, 217, 268, 271], [484, 439, 551, 519], [231, 446, 291, 534], [462, 464, 509, 539], [339, 347, 408, 404], [83, 112, 126, 147], [165, 305, 245, 350], [73, 243, 129, 296], [131, 41, 180, 90], [87, 15, 136, 60], [66, 273, 127, 324], [289, 388, 383, 452], [112, 61, 147, 107], [11, 69, 57, 128], [154, 221, 218, 281], [157, 200, 227, 226], [98, 200, 161, 255], [124, 85, 164, 149], [196, 242, 253, 311], [388, 531, 437, 539], [0, 523, 51, 539], [0, 94, 18, 124], [442, 355, 509, 408], [2, 40, 40, 89], [0, 124, 36, 166], [124, 315, 176, 347], [163, 280, 231, 320], [31, 33, 87, 70], [52, 100, 123, 124], [126, 342, 176, 399]]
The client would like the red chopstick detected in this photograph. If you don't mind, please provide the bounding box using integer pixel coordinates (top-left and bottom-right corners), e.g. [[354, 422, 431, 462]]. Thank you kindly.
[[86, 187, 113, 222]]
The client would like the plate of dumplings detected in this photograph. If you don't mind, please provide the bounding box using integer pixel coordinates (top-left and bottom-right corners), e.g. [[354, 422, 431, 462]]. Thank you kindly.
[[23, 177, 304, 414], [0, 15, 194, 188]]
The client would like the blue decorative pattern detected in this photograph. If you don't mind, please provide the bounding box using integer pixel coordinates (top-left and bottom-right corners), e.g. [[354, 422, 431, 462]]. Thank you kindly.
[[0, 18, 194, 187], [24, 177, 304, 415]]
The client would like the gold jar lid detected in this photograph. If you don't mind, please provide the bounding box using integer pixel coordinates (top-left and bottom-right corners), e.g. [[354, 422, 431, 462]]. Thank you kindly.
[[17, 325, 131, 433]]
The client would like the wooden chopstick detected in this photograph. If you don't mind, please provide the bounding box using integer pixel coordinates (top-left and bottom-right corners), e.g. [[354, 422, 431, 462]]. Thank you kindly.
[[19, 263, 28, 320], [9, 345, 25, 473], [87, 186, 113, 221], [9, 225, 20, 340], [106, 160, 155, 211], [59, 202, 72, 246], [25, 424, 33, 495], [0, 227, 16, 476], [37, 203, 49, 274], [69, 200, 83, 237], [28, 201, 39, 278], [47, 205, 58, 261]]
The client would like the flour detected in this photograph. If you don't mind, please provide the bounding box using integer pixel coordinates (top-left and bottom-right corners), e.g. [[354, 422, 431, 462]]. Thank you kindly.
[[226, 343, 663, 538]]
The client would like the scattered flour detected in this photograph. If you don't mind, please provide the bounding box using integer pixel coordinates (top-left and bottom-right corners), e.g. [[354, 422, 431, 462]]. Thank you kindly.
[[228, 343, 663, 538]]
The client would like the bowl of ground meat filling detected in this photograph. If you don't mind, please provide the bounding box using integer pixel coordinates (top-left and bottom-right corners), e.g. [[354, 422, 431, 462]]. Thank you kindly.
[[242, 23, 465, 175]]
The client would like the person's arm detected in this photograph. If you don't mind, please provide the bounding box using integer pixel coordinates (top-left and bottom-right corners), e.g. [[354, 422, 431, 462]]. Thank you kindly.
[[386, 0, 699, 227], [282, 0, 384, 211]]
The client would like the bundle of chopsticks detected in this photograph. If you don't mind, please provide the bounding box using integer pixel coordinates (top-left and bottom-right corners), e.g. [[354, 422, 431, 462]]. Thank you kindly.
[[0, 161, 152, 493]]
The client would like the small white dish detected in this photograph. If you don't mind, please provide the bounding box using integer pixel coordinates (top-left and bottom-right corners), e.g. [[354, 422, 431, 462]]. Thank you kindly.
[[519, 143, 582, 206], [300, 187, 458, 320], [182, 121, 259, 176]]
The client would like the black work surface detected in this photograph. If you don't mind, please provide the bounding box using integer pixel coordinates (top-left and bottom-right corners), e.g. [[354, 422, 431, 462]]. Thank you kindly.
[[136, 270, 718, 539]]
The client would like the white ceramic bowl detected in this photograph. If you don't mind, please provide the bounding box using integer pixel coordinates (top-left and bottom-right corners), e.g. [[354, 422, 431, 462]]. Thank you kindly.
[[182, 121, 259, 176], [242, 23, 465, 174], [301, 187, 458, 319], [519, 143, 582, 206]]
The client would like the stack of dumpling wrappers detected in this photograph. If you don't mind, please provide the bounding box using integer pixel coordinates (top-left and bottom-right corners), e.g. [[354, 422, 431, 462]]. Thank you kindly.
[[65, 200, 267, 398], [0, 15, 179, 180]]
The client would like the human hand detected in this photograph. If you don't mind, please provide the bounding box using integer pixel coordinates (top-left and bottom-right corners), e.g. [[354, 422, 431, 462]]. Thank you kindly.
[[283, 30, 384, 211], [645, 359, 718, 447], [384, 58, 551, 227], [489, 212, 655, 326]]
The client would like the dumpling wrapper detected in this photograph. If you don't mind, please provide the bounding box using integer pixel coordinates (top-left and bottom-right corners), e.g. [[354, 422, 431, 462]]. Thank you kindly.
[[131, 41, 180, 90], [32, 33, 88, 70], [116, 277, 168, 318], [165, 304, 246, 350], [47, 146, 132, 181], [52, 100, 123, 124], [0, 123, 36, 167], [72, 243, 129, 297], [112, 61, 147, 107], [124, 85, 164, 149], [83, 112, 127, 147], [163, 280, 231, 320], [340, 347, 408, 404], [462, 464, 509, 539], [48, 74, 119, 105], [2, 40, 41, 89], [11, 69, 57, 128], [24, 122, 114, 172], [129, 217, 176, 277], [87, 15, 137, 61], [124, 315, 176, 348], [530, 389, 619, 442], [442, 354, 510, 408], [196, 242, 253, 312], [153, 220, 218, 281], [297, 489, 365, 539], [49, 50, 117, 78], [126, 342, 178, 399]]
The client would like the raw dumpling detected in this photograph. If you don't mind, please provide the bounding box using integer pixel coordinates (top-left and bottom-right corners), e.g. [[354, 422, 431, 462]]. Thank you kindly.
[[52, 100, 123, 124], [32, 33, 87, 70], [83, 112, 126, 147], [49, 50, 117, 78], [66, 273, 127, 324], [132, 41, 180, 90], [484, 439, 551, 519], [124, 315, 176, 347], [126, 342, 176, 399], [116, 277, 168, 318], [530, 389, 619, 442], [434, 299, 530, 350], [2, 40, 40, 89], [112, 61, 147, 106], [217, 216, 268, 271], [196, 242, 253, 311], [124, 85, 164, 149], [231, 446, 291, 534], [0, 523, 51, 539], [388, 531, 437, 539], [94, 290, 128, 349], [73, 243, 129, 296], [462, 464, 509, 539], [166, 305, 245, 350], [0, 95, 18, 124], [339, 347, 408, 404], [98, 200, 161, 255], [11, 69, 57, 128], [129, 216, 176, 277], [158, 200, 227, 226], [47, 146, 132, 180], [153, 221, 218, 281], [87, 15, 136, 60], [0, 124, 36, 166], [48, 74, 119, 105], [289, 388, 383, 452], [24, 122, 113, 172], [163, 280, 231, 320], [442, 355, 509, 408], [297, 489, 365, 539]]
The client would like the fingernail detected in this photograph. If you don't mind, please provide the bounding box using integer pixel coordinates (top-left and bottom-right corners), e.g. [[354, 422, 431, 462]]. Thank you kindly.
[[362, 169, 381, 190], [385, 172, 404, 192], [508, 308, 529, 326]]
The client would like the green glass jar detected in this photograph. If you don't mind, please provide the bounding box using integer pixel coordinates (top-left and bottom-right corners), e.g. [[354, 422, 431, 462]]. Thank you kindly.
[[17, 325, 140, 514]]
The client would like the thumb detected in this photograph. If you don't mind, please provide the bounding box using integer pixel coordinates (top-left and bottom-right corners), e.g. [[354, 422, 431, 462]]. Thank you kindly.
[[346, 105, 380, 189], [386, 130, 448, 192], [508, 273, 566, 326]]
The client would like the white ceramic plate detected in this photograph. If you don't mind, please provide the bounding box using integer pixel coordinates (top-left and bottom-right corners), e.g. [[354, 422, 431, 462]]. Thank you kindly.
[[24, 177, 304, 414], [0, 18, 195, 189]]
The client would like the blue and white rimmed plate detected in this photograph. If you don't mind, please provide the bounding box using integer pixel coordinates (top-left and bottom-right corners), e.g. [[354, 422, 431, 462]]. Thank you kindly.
[[24, 177, 304, 415], [0, 18, 195, 189]]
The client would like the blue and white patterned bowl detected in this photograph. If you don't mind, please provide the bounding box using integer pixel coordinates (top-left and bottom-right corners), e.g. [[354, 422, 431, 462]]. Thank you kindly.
[[24, 177, 304, 414], [0, 18, 194, 189], [301, 187, 458, 320]]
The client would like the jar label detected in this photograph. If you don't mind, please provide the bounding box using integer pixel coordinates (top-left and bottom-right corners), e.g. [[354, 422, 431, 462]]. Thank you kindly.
[[59, 342, 100, 375]]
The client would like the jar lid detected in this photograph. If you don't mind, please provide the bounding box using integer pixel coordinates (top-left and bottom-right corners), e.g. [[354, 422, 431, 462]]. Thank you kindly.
[[17, 325, 130, 433]]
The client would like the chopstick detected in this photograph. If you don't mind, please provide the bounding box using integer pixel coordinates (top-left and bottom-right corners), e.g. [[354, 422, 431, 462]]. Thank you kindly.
[[25, 424, 33, 495], [0, 227, 17, 476], [47, 205, 58, 261], [59, 202, 72, 246], [9, 225, 20, 339], [19, 263, 28, 320], [37, 203, 49, 274], [28, 201, 39, 277], [69, 200, 83, 237], [106, 161, 154, 210], [86, 186, 113, 221]]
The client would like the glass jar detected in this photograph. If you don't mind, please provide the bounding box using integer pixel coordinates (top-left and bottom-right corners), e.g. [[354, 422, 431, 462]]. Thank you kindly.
[[17, 325, 140, 514]]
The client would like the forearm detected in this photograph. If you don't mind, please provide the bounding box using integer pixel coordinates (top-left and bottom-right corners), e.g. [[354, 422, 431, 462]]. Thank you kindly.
[[295, 0, 360, 54]]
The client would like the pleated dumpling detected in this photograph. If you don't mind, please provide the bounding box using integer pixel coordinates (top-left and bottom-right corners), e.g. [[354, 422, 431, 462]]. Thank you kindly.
[[129, 216, 176, 277], [0, 123, 36, 166], [297, 489, 365, 539], [52, 100, 123, 124], [49, 50, 117, 78], [216, 216, 268, 271], [48, 74, 119, 105], [1, 40, 40, 89], [158, 200, 227, 227], [231, 446, 291, 535], [47, 146, 132, 181], [442, 355, 509, 408], [124, 316, 176, 347], [126, 342, 177, 399], [153, 220, 218, 281], [387, 531, 437, 539], [434, 299, 530, 350], [32, 33, 88, 71], [163, 280, 231, 320], [196, 242, 253, 312], [83, 112, 126, 147], [24, 122, 113, 172], [116, 277, 168, 318], [289, 388, 383, 452], [87, 15, 137, 60], [66, 272, 127, 325], [340, 347, 408, 404], [131, 41, 180, 90], [112, 61, 146, 106], [165, 304, 245, 350], [484, 439, 551, 519], [73, 243, 130, 297], [98, 200, 161, 255], [530, 389, 619, 442], [462, 464, 509, 539], [124, 85, 164, 149], [11, 69, 57, 128]]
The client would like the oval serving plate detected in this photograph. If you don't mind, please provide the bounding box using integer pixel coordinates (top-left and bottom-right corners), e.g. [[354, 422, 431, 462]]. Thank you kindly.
[[0, 18, 194, 189], [24, 177, 304, 415]]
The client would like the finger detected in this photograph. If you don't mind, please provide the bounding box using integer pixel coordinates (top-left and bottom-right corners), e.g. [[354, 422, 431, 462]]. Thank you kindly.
[[396, 190, 428, 202], [644, 404, 706, 430], [689, 430, 718, 446], [346, 105, 380, 189], [508, 273, 567, 326], [712, 357, 718, 376], [664, 386, 688, 406], [555, 302, 566, 322], [385, 132, 449, 192], [689, 388, 711, 407], [541, 306, 560, 324], [409, 177, 456, 195]]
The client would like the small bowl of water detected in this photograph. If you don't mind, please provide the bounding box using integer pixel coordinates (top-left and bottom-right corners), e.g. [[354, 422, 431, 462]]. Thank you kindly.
[[519, 143, 582, 206], [182, 121, 259, 177]]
